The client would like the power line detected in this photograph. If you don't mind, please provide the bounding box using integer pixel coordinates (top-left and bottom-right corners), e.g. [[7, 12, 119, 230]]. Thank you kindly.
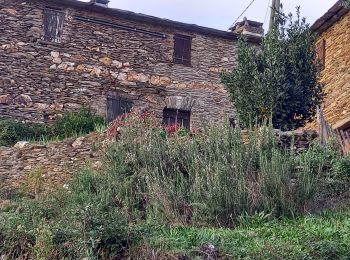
[[230, 0, 256, 29]]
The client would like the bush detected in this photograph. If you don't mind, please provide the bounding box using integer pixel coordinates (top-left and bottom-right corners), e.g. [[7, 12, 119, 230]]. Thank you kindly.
[[0, 119, 46, 146], [0, 109, 105, 146], [50, 109, 105, 139], [105, 112, 322, 226], [331, 156, 350, 179]]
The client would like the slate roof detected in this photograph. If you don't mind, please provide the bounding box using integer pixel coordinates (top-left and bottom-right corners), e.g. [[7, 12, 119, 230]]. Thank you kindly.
[[311, 0, 349, 34], [46, 0, 262, 43]]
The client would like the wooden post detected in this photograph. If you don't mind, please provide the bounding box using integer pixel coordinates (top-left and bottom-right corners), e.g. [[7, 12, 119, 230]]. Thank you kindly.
[[269, 0, 281, 31]]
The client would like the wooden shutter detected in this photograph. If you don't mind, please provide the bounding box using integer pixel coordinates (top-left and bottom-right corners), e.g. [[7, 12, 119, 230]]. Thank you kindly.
[[43, 9, 65, 43], [163, 109, 191, 129], [107, 96, 133, 123], [173, 35, 192, 65], [316, 39, 326, 70]]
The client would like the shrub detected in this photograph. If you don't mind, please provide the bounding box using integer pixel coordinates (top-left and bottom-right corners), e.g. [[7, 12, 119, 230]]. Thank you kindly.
[[105, 112, 322, 226], [49, 108, 105, 139], [331, 156, 350, 179], [0, 119, 46, 146], [0, 109, 105, 146]]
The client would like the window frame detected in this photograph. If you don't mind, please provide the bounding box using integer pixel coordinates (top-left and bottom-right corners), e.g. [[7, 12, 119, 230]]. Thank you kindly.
[[106, 96, 133, 123], [173, 34, 192, 66], [42, 8, 65, 43], [163, 108, 191, 129]]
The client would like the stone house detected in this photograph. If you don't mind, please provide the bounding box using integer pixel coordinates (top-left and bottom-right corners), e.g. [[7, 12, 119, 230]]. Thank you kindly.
[[311, 1, 350, 139], [0, 0, 262, 129]]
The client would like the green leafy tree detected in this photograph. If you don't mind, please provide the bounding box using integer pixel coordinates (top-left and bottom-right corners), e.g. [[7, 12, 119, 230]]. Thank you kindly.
[[343, 0, 350, 8], [222, 8, 324, 130]]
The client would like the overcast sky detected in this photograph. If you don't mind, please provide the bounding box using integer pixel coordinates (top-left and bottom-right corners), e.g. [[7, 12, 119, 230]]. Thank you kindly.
[[82, 0, 336, 31]]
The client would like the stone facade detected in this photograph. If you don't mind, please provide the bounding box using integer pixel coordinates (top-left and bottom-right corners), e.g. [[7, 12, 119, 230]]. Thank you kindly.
[[0, 0, 260, 128], [310, 7, 350, 129]]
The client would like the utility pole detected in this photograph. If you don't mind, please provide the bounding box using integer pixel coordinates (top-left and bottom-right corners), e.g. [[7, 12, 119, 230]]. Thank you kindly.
[[269, 0, 280, 32]]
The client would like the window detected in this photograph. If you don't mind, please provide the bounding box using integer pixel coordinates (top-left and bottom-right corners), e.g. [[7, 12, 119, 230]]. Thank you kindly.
[[163, 109, 191, 129], [107, 96, 133, 123], [316, 39, 326, 70], [173, 34, 192, 65], [42, 9, 65, 43]]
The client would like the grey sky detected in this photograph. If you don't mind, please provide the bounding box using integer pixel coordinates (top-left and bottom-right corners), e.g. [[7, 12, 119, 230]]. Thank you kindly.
[[82, 0, 336, 31]]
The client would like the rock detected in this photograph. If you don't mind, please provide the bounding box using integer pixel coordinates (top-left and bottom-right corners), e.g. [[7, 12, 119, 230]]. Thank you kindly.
[[2, 8, 17, 16], [200, 243, 219, 260], [34, 103, 49, 110], [150, 75, 160, 85], [112, 60, 123, 68], [52, 57, 62, 64], [13, 94, 32, 107], [0, 94, 13, 105], [99, 57, 112, 66], [64, 103, 81, 109], [117, 72, 127, 81], [51, 51, 60, 58], [14, 141, 30, 149], [72, 137, 85, 148], [160, 76, 171, 86]]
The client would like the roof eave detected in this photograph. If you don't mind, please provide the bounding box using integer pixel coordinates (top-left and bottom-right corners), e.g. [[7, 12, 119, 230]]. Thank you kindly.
[[311, 0, 349, 34], [46, 0, 262, 43]]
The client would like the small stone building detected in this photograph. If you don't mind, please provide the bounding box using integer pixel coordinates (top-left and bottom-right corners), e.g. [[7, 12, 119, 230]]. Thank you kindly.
[[311, 1, 350, 136], [0, 0, 262, 129]]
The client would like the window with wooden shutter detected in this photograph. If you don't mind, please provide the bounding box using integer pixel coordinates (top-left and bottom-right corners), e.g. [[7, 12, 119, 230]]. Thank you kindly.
[[173, 34, 192, 65], [43, 9, 65, 43], [163, 109, 191, 129], [316, 39, 326, 70], [107, 96, 133, 123]]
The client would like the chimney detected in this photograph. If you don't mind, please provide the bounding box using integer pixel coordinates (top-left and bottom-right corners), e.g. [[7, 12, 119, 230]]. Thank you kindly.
[[90, 0, 110, 7], [230, 17, 264, 37]]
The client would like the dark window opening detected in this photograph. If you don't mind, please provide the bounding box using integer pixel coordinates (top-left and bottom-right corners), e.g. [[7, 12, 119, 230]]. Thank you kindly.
[[43, 9, 65, 43], [173, 34, 192, 65], [163, 109, 191, 129], [107, 96, 133, 123], [316, 39, 326, 71]]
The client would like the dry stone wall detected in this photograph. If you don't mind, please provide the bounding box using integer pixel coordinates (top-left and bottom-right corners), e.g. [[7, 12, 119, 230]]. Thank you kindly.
[[0, 133, 106, 192], [0, 0, 245, 128]]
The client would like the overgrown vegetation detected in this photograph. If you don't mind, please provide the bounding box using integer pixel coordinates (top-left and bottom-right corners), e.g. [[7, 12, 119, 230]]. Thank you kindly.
[[0, 109, 105, 147], [105, 113, 322, 225], [1, 112, 349, 259], [222, 8, 323, 130]]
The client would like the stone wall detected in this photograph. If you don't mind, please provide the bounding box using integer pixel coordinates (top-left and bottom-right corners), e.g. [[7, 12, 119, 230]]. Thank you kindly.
[[0, 133, 106, 192], [0, 0, 253, 128], [310, 11, 350, 129]]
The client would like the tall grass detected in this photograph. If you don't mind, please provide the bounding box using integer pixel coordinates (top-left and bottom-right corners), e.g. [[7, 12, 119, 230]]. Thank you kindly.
[[105, 113, 321, 226]]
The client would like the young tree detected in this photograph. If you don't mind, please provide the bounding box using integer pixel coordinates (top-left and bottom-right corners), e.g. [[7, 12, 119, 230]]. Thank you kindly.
[[222, 8, 324, 130]]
